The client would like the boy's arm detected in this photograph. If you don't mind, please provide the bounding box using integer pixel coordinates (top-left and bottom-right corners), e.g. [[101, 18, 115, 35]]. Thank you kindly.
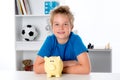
[[33, 56, 46, 74], [62, 52, 91, 74], [63, 60, 79, 67]]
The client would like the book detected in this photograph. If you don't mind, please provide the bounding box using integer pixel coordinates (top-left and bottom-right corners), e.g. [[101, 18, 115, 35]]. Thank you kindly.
[[20, 0, 27, 15], [23, 0, 32, 15], [15, 0, 18, 14], [16, 0, 24, 15]]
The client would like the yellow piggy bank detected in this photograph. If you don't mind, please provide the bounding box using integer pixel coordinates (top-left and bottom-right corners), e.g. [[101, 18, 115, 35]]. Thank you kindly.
[[44, 56, 63, 77]]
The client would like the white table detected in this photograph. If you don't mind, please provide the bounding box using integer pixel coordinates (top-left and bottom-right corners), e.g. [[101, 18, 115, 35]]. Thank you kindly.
[[0, 71, 120, 80]]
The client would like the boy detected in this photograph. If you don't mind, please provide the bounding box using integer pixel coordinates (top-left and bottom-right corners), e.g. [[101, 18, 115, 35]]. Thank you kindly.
[[34, 6, 91, 74]]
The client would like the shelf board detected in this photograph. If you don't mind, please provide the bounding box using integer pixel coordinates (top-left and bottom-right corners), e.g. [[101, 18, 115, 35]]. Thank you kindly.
[[15, 14, 49, 17], [16, 41, 112, 51], [88, 49, 112, 52], [16, 41, 44, 51]]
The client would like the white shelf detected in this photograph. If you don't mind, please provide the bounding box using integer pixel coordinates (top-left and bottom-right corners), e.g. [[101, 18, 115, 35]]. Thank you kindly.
[[15, 0, 61, 71], [88, 49, 112, 52], [15, 15, 50, 17], [16, 41, 44, 51]]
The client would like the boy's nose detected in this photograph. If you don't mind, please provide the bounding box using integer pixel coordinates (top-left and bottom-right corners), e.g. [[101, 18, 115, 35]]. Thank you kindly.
[[59, 25, 64, 30]]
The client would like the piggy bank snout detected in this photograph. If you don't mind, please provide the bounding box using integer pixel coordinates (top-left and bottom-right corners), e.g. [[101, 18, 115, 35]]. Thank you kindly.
[[49, 64, 56, 70]]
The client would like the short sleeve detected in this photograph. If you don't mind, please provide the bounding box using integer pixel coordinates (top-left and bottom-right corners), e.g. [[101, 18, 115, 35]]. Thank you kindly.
[[37, 36, 53, 57], [73, 36, 88, 56]]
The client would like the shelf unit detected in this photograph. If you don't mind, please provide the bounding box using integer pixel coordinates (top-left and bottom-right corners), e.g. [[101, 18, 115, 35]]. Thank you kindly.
[[15, 0, 60, 71], [15, 15, 51, 70], [88, 49, 112, 72]]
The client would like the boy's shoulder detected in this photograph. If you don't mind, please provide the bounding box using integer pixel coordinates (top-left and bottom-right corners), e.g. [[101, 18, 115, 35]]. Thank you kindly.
[[47, 34, 55, 38], [46, 34, 56, 41], [70, 32, 81, 40], [68, 32, 82, 45]]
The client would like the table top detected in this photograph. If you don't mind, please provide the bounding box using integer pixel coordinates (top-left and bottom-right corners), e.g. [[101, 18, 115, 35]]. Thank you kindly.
[[0, 71, 120, 80]]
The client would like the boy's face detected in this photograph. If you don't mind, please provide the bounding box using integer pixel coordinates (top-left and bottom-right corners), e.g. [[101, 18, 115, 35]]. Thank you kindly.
[[52, 14, 73, 40]]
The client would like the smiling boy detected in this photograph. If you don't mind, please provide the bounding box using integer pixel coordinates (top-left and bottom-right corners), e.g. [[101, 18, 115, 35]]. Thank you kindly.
[[34, 6, 91, 74]]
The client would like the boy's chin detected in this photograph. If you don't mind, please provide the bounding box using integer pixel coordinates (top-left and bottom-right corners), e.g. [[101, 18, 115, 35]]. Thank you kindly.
[[57, 36, 68, 40]]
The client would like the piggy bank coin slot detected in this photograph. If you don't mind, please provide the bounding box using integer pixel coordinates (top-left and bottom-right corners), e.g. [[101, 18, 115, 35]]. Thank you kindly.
[[50, 60, 54, 62]]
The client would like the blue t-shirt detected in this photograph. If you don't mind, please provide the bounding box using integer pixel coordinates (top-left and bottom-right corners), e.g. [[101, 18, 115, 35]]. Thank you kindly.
[[37, 32, 88, 61]]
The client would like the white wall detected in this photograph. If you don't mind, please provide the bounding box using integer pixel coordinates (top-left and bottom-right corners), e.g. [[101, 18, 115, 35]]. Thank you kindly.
[[0, 0, 15, 71], [64, 0, 120, 73]]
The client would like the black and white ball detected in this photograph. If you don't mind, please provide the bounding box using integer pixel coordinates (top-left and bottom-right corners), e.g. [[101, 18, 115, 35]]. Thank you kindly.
[[21, 25, 38, 41]]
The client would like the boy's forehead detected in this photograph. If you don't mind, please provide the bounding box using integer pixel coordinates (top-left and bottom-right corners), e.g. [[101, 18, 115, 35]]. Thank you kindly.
[[53, 14, 70, 21], [54, 13, 68, 17]]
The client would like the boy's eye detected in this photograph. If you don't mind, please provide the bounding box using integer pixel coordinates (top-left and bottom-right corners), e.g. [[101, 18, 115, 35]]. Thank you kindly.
[[54, 23, 59, 26], [64, 23, 70, 26], [64, 23, 68, 26]]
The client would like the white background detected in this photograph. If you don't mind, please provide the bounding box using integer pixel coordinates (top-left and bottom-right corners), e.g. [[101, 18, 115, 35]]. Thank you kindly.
[[64, 0, 120, 73], [0, 0, 120, 73], [0, 0, 15, 71]]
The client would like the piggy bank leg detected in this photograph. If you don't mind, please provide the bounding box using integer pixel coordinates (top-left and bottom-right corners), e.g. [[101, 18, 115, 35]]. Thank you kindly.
[[55, 74, 61, 77], [47, 74, 52, 77]]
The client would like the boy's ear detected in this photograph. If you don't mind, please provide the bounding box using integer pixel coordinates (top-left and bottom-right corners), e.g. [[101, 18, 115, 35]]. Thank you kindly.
[[71, 25, 73, 29]]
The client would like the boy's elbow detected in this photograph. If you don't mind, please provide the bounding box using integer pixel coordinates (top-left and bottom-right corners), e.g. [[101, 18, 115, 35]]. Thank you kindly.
[[33, 64, 46, 74], [80, 69, 90, 74], [85, 69, 91, 74], [33, 65, 39, 74], [33, 68, 43, 74], [34, 70, 40, 74], [33, 64, 42, 74], [34, 69, 39, 74], [85, 67, 91, 74], [84, 62, 91, 74], [79, 66, 91, 74]]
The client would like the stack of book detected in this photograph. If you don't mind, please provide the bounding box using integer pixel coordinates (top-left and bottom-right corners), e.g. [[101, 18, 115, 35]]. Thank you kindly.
[[15, 0, 32, 15]]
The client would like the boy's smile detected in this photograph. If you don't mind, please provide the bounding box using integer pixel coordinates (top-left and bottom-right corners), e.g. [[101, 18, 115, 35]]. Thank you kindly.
[[52, 14, 73, 44], [57, 32, 65, 34]]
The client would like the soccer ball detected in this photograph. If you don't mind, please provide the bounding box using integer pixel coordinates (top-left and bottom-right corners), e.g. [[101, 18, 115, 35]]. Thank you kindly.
[[21, 25, 38, 41]]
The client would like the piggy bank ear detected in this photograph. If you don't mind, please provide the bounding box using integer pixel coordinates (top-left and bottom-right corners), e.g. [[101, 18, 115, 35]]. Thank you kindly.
[[57, 56, 61, 60], [44, 56, 48, 61]]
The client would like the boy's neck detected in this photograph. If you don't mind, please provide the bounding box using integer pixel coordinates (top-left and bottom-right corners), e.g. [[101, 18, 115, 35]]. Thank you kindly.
[[57, 38, 69, 44]]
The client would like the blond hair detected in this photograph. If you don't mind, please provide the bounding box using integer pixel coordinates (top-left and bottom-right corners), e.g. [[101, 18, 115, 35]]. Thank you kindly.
[[50, 6, 74, 28]]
